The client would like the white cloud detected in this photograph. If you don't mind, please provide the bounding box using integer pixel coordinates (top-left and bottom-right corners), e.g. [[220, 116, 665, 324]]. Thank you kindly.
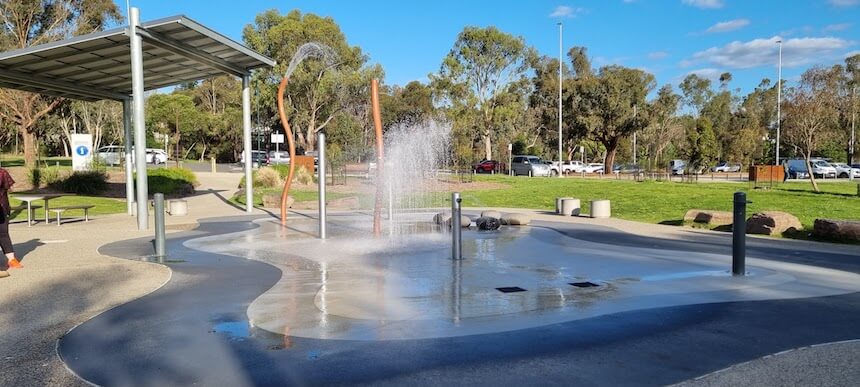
[[648, 51, 669, 60], [549, 5, 586, 18], [823, 23, 852, 32], [829, 0, 859, 7], [684, 36, 854, 69], [846, 50, 860, 58], [686, 68, 723, 81], [705, 19, 750, 33], [682, 0, 724, 9]]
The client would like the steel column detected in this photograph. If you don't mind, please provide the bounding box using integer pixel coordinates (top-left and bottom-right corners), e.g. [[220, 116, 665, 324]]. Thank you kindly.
[[452, 192, 462, 260], [242, 74, 253, 213], [130, 7, 148, 230], [122, 99, 134, 215], [318, 131, 327, 239]]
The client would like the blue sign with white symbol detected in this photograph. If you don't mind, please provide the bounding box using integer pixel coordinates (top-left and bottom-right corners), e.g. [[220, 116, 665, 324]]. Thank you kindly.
[[76, 145, 90, 156]]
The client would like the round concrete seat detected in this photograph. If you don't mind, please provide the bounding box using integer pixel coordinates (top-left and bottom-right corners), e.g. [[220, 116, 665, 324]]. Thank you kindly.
[[481, 210, 502, 219], [445, 215, 472, 228], [433, 212, 452, 224], [500, 213, 531, 225], [560, 198, 581, 216], [168, 199, 188, 216], [555, 197, 574, 214], [590, 200, 611, 218]]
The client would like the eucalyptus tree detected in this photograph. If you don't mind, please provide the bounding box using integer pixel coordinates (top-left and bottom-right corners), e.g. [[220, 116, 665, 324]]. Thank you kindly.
[[0, 0, 121, 167], [146, 94, 200, 165], [639, 84, 682, 170], [430, 26, 536, 161]]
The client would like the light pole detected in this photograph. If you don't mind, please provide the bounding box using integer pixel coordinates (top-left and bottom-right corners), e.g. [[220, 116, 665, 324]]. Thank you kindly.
[[632, 104, 637, 166], [851, 86, 856, 165], [557, 22, 563, 177], [775, 39, 782, 165]]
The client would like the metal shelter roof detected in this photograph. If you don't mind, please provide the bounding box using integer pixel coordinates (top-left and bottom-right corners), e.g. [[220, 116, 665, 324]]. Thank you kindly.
[[0, 15, 275, 101]]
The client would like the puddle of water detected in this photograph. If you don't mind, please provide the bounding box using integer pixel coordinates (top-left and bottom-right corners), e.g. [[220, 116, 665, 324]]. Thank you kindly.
[[213, 321, 250, 340]]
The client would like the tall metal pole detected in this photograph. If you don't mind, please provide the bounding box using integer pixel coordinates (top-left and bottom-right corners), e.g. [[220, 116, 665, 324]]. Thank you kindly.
[[122, 99, 134, 215], [633, 104, 637, 166], [242, 74, 253, 213], [851, 86, 856, 166], [317, 131, 327, 239], [130, 7, 148, 230], [775, 40, 782, 166], [557, 22, 563, 177]]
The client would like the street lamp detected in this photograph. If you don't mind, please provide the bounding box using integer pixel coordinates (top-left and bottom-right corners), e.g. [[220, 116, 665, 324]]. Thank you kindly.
[[775, 39, 782, 165], [557, 22, 563, 177]]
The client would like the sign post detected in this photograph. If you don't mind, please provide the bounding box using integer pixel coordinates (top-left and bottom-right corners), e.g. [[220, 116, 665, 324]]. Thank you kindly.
[[71, 133, 93, 171], [271, 133, 284, 153]]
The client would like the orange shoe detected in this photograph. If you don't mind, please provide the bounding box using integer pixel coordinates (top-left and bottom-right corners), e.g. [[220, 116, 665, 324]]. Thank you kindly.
[[7, 258, 23, 269]]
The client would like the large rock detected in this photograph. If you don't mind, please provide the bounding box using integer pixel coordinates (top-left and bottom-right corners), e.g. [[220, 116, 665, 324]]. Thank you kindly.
[[481, 210, 502, 219], [476, 216, 501, 230], [813, 219, 860, 242], [433, 212, 452, 224], [746, 211, 802, 235], [444, 215, 472, 228], [683, 209, 733, 228], [500, 213, 531, 226]]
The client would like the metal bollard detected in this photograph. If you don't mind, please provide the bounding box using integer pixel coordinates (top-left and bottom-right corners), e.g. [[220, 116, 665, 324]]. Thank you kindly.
[[732, 192, 749, 276], [452, 192, 462, 260], [154, 193, 166, 263], [210, 157, 216, 173]]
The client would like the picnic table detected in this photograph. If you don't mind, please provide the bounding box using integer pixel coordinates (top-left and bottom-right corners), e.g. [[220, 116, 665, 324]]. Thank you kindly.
[[13, 193, 66, 226]]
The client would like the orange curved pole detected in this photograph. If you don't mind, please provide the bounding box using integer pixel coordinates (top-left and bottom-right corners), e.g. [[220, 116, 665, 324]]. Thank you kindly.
[[370, 79, 384, 237], [278, 76, 297, 226]]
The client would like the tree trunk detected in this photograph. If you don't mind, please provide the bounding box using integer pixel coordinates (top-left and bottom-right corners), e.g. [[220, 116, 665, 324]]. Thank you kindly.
[[483, 133, 492, 161], [804, 157, 820, 193], [603, 138, 620, 174], [21, 126, 36, 168]]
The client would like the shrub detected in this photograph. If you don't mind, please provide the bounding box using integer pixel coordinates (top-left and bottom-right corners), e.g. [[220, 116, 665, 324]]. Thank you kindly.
[[41, 166, 67, 187], [254, 167, 283, 188], [269, 164, 291, 178], [294, 165, 314, 185], [28, 168, 42, 188], [53, 170, 108, 195], [146, 167, 198, 196]]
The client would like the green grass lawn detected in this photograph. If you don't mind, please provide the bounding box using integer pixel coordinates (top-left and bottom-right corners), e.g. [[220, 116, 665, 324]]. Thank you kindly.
[[9, 195, 127, 222], [463, 175, 860, 229]]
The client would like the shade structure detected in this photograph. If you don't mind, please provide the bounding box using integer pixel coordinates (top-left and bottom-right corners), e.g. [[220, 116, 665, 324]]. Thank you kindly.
[[0, 10, 275, 229]]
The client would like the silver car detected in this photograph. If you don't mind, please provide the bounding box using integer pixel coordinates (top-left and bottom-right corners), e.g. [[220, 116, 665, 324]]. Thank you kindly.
[[511, 155, 552, 177]]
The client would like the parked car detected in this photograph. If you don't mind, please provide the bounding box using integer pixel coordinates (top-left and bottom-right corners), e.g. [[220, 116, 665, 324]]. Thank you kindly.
[[550, 160, 584, 175], [511, 155, 552, 176], [583, 163, 605, 173], [612, 163, 640, 173], [241, 150, 269, 167], [669, 159, 686, 175], [831, 162, 860, 178], [268, 150, 290, 165], [474, 159, 501, 173], [95, 145, 124, 166], [145, 148, 168, 164], [784, 159, 810, 179], [810, 159, 837, 178], [711, 161, 741, 173]]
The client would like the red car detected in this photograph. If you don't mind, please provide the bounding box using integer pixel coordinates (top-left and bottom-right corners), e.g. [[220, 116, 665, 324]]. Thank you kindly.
[[474, 160, 501, 173]]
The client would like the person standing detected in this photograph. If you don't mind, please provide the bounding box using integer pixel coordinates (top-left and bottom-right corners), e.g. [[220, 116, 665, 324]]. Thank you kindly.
[[0, 167, 21, 278]]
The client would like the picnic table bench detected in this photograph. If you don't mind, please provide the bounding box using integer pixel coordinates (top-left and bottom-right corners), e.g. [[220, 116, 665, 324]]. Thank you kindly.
[[49, 204, 95, 226]]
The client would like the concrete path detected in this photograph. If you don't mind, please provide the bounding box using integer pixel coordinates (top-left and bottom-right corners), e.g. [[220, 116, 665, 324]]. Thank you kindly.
[[0, 172, 251, 386]]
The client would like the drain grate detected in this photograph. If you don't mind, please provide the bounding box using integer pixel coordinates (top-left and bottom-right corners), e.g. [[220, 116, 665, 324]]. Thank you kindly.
[[569, 281, 600, 288], [496, 286, 527, 293]]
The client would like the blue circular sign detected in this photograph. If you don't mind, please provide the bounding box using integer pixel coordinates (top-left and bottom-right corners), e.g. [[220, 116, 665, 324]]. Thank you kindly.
[[75, 145, 89, 156]]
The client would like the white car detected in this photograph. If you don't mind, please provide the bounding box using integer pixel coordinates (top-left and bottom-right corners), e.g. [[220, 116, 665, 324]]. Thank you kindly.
[[832, 162, 860, 178], [550, 160, 584, 174], [711, 162, 741, 173], [95, 145, 124, 166], [810, 159, 837, 178], [146, 149, 168, 164], [583, 163, 605, 173], [268, 150, 290, 165]]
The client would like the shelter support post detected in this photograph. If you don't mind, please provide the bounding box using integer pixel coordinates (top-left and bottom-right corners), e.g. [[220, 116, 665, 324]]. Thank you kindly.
[[130, 7, 148, 230], [122, 99, 134, 215], [242, 74, 253, 213]]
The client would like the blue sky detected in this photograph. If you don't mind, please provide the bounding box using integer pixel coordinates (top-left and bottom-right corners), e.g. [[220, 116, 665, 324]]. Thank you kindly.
[[121, 0, 859, 95]]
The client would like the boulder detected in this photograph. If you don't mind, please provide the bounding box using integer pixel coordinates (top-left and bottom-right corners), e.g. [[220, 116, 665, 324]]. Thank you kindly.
[[746, 211, 802, 235], [481, 210, 503, 219], [500, 213, 532, 226], [683, 209, 733, 228], [433, 212, 452, 225], [444, 215, 472, 228], [813, 219, 860, 242], [476, 216, 501, 230]]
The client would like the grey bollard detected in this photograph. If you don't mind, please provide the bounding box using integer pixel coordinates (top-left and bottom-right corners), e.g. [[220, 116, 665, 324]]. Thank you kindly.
[[452, 192, 462, 260], [732, 192, 749, 276], [560, 198, 581, 216], [154, 193, 166, 263]]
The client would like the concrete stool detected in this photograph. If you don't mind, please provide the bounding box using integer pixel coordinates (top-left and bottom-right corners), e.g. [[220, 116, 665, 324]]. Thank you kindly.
[[590, 199, 611, 218], [168, 199, 188, 216], [560, 198, 581, 216], [555, 197, 574, 214]]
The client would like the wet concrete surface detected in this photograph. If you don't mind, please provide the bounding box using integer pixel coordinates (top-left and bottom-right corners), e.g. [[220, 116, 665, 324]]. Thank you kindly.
[[59, 213, 860, 386]]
